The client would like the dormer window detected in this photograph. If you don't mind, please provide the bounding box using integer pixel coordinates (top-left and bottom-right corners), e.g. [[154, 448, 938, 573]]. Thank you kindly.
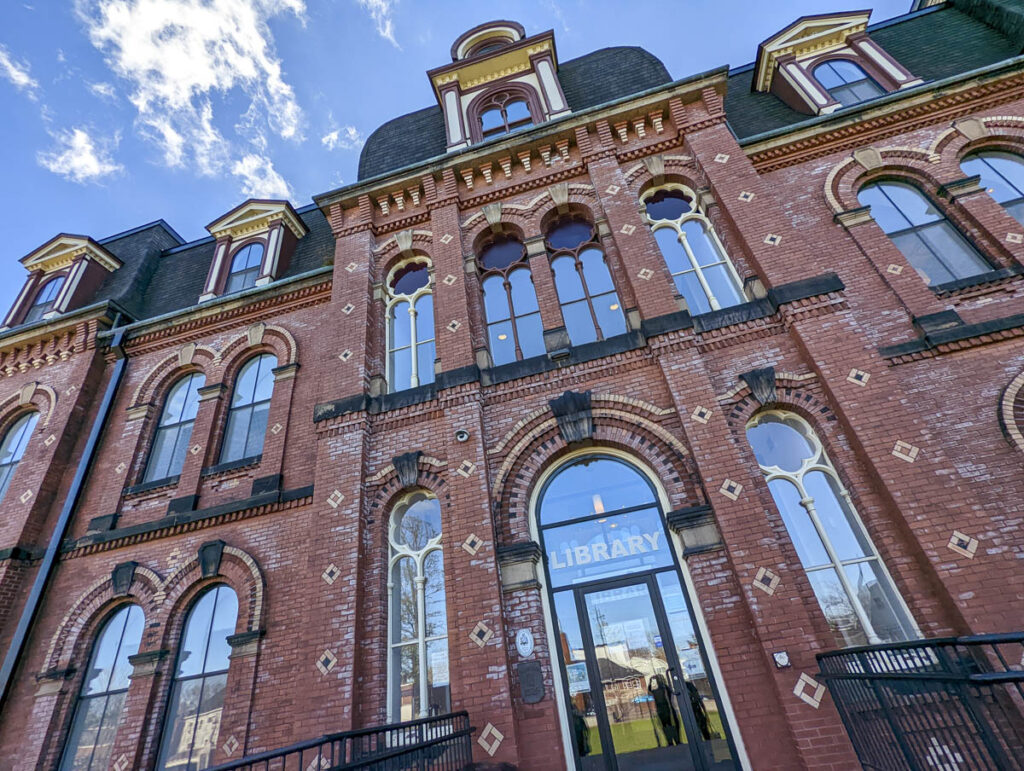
[[813, 60, 884, 107], [23, 276, 65, 324], [224, 243, 265, 294], [479, 93, 533, 139]]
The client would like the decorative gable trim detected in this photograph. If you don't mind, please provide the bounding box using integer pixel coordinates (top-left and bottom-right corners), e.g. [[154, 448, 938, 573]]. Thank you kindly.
[[206, 199, 308, 241], [754, 11, 871, 92], [20, 234, 122, 274]]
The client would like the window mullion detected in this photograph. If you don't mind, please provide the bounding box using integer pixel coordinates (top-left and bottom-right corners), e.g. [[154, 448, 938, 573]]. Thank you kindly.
[[678, 227, 719, 311], [503, 278, 524, 360], [408, 304, 419, 388], [574, 255, 605, 340], [415, 567, 428, 718]]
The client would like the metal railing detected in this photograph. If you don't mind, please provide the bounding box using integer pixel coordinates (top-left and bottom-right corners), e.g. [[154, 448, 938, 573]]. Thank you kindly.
[[207, 711, 475, 771], [818, 633, 1024, 770]]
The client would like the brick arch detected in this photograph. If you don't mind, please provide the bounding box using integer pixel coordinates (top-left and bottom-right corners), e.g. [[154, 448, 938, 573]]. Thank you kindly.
[[628, 159, 705, 200], [379, 251, 434, 293], [931, 116, 1024, 161], [367, 458, 453, 527], [373, 229, 434, 263], [0, 380, 56, 429], [130, 345, 218, 409], [826, 146, 946, 214], [218, 323, 297, 382], [999, 368, 1024, 454]]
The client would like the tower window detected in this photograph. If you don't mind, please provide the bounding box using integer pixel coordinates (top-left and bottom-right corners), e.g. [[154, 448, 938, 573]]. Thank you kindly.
[[477, 93, 533, 139], [814, 60, 884, 107], [23, 276, 66, 324], [224, 243, 264, 294]]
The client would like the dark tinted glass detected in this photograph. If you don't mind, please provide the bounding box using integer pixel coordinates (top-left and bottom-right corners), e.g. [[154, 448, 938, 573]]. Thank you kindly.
[[546, 220, 593, 251], [230, 243, 264, 272], [391, 263, 430, 295], [644, 190, 692, 221], [0, 412, 39, 501], [480, 237, 524, 271]]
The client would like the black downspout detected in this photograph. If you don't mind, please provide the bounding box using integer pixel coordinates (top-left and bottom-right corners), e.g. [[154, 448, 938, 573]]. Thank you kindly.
[[0, 324, 129, 710]]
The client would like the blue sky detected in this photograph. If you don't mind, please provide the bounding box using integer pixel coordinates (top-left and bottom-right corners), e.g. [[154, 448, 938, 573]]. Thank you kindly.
[[0, 0, 909, 315]]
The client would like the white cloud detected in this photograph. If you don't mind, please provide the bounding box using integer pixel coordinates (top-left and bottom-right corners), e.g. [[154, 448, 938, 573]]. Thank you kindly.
[[88, 81, 118, 100], [322, 124, 363, 151], [0, 44, 40, 98], [357, 0, 399, 47], [231, 153, 292, 199], [37, 128, 123, 184], [75, 0, 304, 196]]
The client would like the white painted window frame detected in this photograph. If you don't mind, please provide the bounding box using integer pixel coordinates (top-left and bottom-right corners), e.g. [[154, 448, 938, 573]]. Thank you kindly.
[[384, 258, 435, 393]]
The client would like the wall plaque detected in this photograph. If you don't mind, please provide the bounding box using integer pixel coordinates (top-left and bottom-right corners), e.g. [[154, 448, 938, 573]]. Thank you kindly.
[[518, 660, 544, 704]]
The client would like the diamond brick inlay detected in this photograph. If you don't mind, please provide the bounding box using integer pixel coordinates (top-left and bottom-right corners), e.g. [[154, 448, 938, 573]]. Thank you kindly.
[[763, 233, 782, 246], [316, 649, 338, 675], [339, 350, 353, 361], [442, 274, 458, 286], [718, 479, 743, 501], [222, 735, 239, 756], [439, 233, 453, 245], [887, 263, 904, 275], [738, 191, 755, 202], [65, 385, 77, 396], [447, 319, 462, 332], [345, 262, 358, 273], [190, 444, 202, 455], [690, 405, 712, 425], [605, 184, 621, 195], [306, 758, 330, 771], [794, 673, 826, 708], [470, 620, 494, 648], [637, 267, 654, 281], [478, 723, 504, 756], [342, 303, 355, 315], [43, 434, 56, 446], [1007, 232, 1023, 244], [326, 490, 345, 508], [847, 368, 870, 386], [714, 153, 730, 163], [753, 567, 781, 595], [462, 533, 484, 555], [115, 462, 127, 475], [892, 440, 920, 463], [270, 422, 283, 435], [322, 563, 341, 584], [113, 755, 130, 771], [457, 460, 477, 477], [19, 489, 32, 504], [948, 531, 978, 559], [620, 224, 636, 235]]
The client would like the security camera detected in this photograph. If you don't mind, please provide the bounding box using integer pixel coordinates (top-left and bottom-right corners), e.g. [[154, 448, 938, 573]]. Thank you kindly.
[[455, 429, 470, 443]]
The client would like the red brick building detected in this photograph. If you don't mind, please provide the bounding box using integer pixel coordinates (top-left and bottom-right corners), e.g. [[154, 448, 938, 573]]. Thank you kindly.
[[1, 1, 1023, 769]]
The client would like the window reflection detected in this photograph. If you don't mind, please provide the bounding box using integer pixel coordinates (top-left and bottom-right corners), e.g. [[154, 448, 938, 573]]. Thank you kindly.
[[0, 412, 39, 503], [961, 151, 1024, 225], [24, 275, 66, 323], [221, 355, 275, 463], [813, 60, 884, 107], [386, 260, 434, 392], [478, 237, 544, 365], [145, 373, 205, 482]]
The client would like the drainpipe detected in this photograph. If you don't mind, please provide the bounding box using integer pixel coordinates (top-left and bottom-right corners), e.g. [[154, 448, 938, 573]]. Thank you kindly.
[[0, 321, 129, 710]]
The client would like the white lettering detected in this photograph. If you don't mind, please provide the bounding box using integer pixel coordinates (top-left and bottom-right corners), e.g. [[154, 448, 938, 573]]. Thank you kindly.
[[592, 542, 610, 562], [627, 535, 646, 554], [574, 546, 592, 565], [548, 531, 665, 571], [549, 550, 566, 570], [610, 539, 628, 559], [643, 533, 660, 551]]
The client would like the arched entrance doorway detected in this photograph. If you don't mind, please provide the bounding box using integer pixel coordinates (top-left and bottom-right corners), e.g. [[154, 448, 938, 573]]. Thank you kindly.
[[535, 453, 739, 771]]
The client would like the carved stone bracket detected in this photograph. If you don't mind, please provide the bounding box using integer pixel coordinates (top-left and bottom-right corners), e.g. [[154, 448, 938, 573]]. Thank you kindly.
[[111, 561, 138, 596], [666, 504, 723, 555], [740, 367, 776, 407], [497, 541, 543, 592], [227, 630, 264, 659], [549, 390, 593, 444], [128, 649, 169, 678], [198, 540, 226, 578], [393, 451, 423, 489]]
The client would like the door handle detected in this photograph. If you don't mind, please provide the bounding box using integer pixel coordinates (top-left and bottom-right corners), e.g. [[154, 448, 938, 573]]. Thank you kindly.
[[665, 667, 682, 696]]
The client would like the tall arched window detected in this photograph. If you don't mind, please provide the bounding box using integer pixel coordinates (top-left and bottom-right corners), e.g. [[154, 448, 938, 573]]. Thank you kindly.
[[479, 236, 544, 365], [546, 219, 626, 346], [59, 604, 144, 771], [388, 491, 450, 722], [814, 60, 884, 107], [746, 411, 916, 647], [477, 92, 533, 139], [24, 276, 65, 324], [221, 354, 276, 463], [858, 180, 990, 286], [156, 585, 238, 771], [0, 411, 39, 503], [145, 373, 205, 482], [642, 187, 745, 315], [961, 150, 1024, 225], [224, 243, 264, 294], [386, 260, 435, 392]]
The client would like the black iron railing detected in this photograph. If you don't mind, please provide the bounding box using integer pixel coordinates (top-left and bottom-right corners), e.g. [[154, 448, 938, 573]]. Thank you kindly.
[[207, 711, 474, 771], [818, 633, 1024, 770]]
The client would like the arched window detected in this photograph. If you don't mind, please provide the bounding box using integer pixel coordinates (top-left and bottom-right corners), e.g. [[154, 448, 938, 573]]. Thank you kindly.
[[144, 373, 205, 483], [746, 411, 916, 647], [857, 181, 989, 286], [477, 92, 533, 139], [546, 219, 626, 346], [0, 412, 39, 503], [961, 151, 1024, 225], [24, 276, 65, 324], [221, 354, 276, 463], [156, 585, 238, 771], [388, 491, 450, 721], [479, 236, 544, 365], [386, 261, 435, 393], [224, 243, 264, 294], [814, 60, 884, 107], [642, 188, 745, 315], [59, 605, 144, 771]]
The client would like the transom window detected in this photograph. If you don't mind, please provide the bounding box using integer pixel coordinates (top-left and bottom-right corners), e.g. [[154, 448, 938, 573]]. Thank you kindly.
[[24, 276, 65, 324], [961, 150, 1024, 226], [386, 260, 435, 393], [221, 354, 275, 463], [0, 411, 39, 503], [144, 372, 205, 483], [642, 187, 745, 315], [59, 604, 144, 771], [478, 92, 533, 139], [157, 585, 238, 771], [746, 411, 916, 647], [388, 491, 450, 721], [224, 243, 264, 294], [813, 60, 884, 107], [546, 219, 626, 346], [479, 236, 544, 365], [857, 180, 989, 286]]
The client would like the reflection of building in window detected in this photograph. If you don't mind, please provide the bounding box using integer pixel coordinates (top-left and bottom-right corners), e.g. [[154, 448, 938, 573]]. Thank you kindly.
[[961, 151, 1024, 225], [224, 243, 264, 294], [144, 373, 205, 482]]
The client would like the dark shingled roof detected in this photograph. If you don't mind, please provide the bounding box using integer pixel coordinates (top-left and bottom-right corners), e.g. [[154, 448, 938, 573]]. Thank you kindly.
[[357, 46, 672, 180], [725, 6, 1021, 140]]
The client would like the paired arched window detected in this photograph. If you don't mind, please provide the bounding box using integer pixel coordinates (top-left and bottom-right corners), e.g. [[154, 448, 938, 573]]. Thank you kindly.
[[546, 219, 626, 345], [479, 236, 544, 365], [145, 373, 205, 482], [857, 180, 989, 286], [961, 150, 1024, 226], [642, 188, 744, 315], [746, 411, 916, 647], [24, 276, 65, 324], [0, 411, 39, 503], [221, 354, 276, 463], [388, 492, 450, 721], [386, 261, 435, 393], [59, 604, 144, 771], [814, 60, 884, 107], [477, 92, 533, 139], [224, 243, 264, 294], [156, 585, 238, 771]]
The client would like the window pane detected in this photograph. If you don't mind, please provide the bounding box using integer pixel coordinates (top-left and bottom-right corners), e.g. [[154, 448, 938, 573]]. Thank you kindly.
[[396, 496, 442, 549], [562, 300, 597, 345], [540, 456, 655, 525], [145, 426, 178, 482], [814, 61, 845, 89], [767, 478, 829, 568], [391, 557, 417, 643], [391, 263, 430, 295], [505, 100, 530, 123], [551, 257, 584, 302], [644, 190, 691, 221], [416, 340, 436, 386], [221, 406, 252, 464], [488, 320, 517, 366], [890, 231, 952, 285], [177, 590, 217, 678], [703, 263, 743, 309], [654, 226, 688, 275], [230, 243, 264, 273], [681, 221, 721, 267], [845, 561, 912, 643], [480, 107, 503, 133], [963, 152, 1024, 205], [480, 239, 523, 271], [392, 644, 419, 721], [547, 220, 592, 251], [390, 347, 412, 392], [579, 248, 615, 295], [746, 417, 815, 472], [807, 568, 869, 648], [189, 672, 227, 768], [250, 356, 276, 403], [803, 471, 870, 561], [426, 639, 451, 716], [414, 293, 434, 341], [0, 413, 38, 466], [1006, 198, 1024, 227], [482, 275, 511, 323], [849, 78, 884, 102], [157, 678, 202, 770], [424, 550, 447, 638], [515, 312, 545, 358], [204, 587, 238, 673], [857, 184, 913, 233], [507, 267, 539, 315], [109, 605, 145, 691], [61, 695, 108, 771], [915, 221, 988, 281], [243, 401, 270, 458], [878, 182, 942, 227], [231, 359, 259, 407], [390, 301, 411, 349], [592, 292, 626, 338], [675, 271, 712, 315]]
